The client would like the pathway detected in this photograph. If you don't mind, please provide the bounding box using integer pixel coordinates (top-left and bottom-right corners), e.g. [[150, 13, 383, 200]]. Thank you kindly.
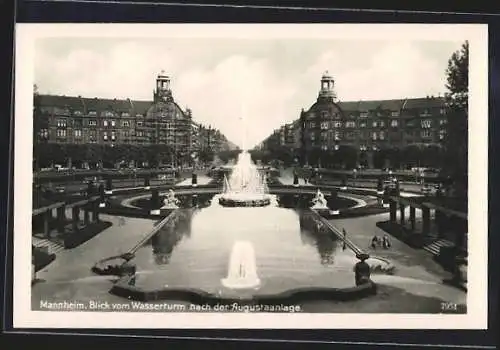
[[329, 213, 466, 304]]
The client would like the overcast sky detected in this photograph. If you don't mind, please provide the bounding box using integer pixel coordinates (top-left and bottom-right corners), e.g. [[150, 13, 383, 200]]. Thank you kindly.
[[35, 38, 463, 149]]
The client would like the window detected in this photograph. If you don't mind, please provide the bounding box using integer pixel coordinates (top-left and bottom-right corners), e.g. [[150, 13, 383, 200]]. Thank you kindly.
[[334, 131, 341, 141], [309, 122, 316, 128], [111, 120, 116, 127], [379, 131, 385, 140], [359, 122, 367, 128], [320, 121, 329, 129], [321, 111, 328, 118], [56, 129, 66, 137], [440, 108, 446, 115], [439, 119, 447, 125], [439, 129, 447, 140], [121, 112, 130, 117], [372, 132, 378, 140], [421, 130, 432, 138], [321, 132, 328, 140], [89, 119, 97, 126], [56, 119, 67, 127], [359, 145, 367, 151], [309, 132, 315, 140], [111, 131, 116, 141], [103, 132, 108, 140], [345, 131, 355, 139], [345, 121, 356, 128], [103, 120, 108, 127], [136, 131, 144, 137], [321, 145, 328, 151], [379, 121, 385, 127], [372, 121, 377, 128], [372, 145, 378, 151], [74, 110, 83, 116], [74, 130, 82, 138], [391, 111, 400, 117], [39, 129, 49, 138], [391, 119, 399, 127], [135, 114, 143, 118], [122, 121, 130, 127], [360, 112, 368, 118], [89, 111, 97, 116], [421, 119, 432, 128], [420, 109, 431, 116], [137, 121, 143, 127]]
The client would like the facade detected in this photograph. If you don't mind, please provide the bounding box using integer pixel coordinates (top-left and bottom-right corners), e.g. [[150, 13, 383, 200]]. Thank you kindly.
[[33, 72, 233, 166], [261, 72, 448, 168]]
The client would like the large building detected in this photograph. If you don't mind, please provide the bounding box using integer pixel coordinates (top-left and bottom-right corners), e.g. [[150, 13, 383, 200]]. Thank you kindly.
[[260, 72, 448, 168], [33, 72, 233, 167]]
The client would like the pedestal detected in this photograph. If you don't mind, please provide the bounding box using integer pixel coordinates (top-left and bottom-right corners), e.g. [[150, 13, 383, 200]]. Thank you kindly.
[[56, 206, 66, 234], [400, 205, 405, 224], [84, 209, 90, 225], [389, 200, 397, 222], [72, 206, 80, 232], [410, 206, 416, 231], [422, 206, 431, 235], [43, 210, 51, 238]]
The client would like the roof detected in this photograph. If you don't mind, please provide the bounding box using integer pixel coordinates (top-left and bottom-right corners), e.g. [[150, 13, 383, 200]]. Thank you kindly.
[[307, 96, 445, 114], [37, 94, 154, 116]]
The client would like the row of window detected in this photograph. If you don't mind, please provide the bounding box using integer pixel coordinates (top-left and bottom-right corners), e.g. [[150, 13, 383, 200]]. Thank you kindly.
[[308, 118, 447, 130], [55, 118, 188, 128], [307, 129, 447, 141], [46, 129, 187, 139], [309, 108, 446, 119]]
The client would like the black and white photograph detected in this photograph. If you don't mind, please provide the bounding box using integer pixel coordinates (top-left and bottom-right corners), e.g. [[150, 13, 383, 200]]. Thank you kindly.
[[14, 24, 488, 329]]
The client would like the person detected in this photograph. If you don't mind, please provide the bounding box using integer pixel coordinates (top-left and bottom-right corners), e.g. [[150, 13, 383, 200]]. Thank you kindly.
[[371, 235, 380, 249], [354, 254, 371, 286], [382, 235, 391, 249]]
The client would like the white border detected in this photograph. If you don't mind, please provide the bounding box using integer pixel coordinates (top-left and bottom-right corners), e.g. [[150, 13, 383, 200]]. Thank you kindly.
[[13, 24, 488, 329]]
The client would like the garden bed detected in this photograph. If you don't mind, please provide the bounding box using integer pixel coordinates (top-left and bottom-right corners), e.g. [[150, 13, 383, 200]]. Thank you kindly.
[[32, 246, 56, 272], [63, 220, 113, 249]]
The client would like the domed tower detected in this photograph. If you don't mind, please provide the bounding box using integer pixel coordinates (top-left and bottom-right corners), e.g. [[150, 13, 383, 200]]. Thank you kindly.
[[154, 70, 173, 103], [318, 71, 337, 101]]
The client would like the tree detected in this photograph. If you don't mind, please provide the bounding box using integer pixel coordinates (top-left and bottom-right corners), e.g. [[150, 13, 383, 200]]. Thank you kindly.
[[444, 41, 468, 197]]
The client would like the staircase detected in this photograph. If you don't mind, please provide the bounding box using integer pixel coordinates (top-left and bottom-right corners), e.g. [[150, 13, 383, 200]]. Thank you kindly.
[[423, 238, 454, 256], [32, 236, 65, 255]]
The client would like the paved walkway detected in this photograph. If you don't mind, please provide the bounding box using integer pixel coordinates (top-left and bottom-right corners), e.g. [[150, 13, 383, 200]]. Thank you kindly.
[[34, 215, 157, 283], [329, 213, 466, 304]]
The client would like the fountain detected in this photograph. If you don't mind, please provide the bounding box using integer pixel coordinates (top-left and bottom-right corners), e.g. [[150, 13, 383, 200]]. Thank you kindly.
[[161, 189, 180, 209], [221, 240, 261, 289], [218, 151, 272, 207]]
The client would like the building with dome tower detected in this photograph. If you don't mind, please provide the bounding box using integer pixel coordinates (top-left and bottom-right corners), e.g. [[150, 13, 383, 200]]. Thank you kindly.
[[260, 72, 448, 169], [32, 72, 234, 169]]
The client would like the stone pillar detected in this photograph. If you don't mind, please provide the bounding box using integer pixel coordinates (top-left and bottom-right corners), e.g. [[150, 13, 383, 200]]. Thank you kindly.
[[422, 206, 431, 235], [410, 206, 416, 231], [400, 204, 405, 225], [192, 194, 198, 207], [144, 176, 150, 188], [43, 210, 51, 238], [72, 206, 80, 232], [84, 206, 90, 225], [389, 199, 397, 222], [91, 201, 97, 222], [98, 184, 105, 203], [192, 173, 198, 187], [293, 173, 299, 187], [56, 206, 66, 233], [105, 178, 113, 193]]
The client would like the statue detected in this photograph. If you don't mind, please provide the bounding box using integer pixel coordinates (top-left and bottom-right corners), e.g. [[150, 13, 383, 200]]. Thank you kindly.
[[161, 189, 180, 209], [311, 189, 328, 209]]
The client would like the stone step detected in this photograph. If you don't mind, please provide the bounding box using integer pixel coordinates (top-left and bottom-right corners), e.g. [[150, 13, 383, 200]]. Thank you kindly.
[[32, 237, 65, 254], [423, 239, 454, 256]]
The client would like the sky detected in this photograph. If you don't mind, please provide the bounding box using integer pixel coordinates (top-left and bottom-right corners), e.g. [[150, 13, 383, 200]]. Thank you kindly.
[[35, 38, 463, 149]]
